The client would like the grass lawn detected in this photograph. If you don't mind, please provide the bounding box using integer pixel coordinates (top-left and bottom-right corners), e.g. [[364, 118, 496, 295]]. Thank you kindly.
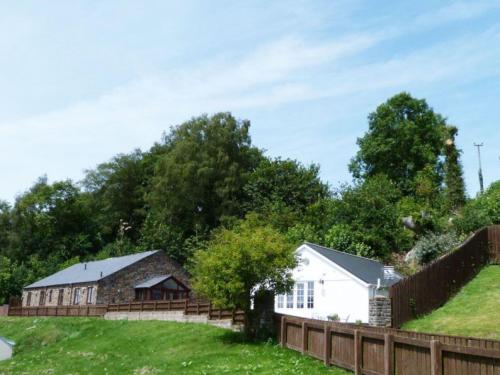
[[403, 265, 500, 340], [0, 317, 349, 375]]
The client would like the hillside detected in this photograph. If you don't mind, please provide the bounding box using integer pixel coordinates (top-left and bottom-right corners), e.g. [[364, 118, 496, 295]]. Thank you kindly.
[[0, 317, 347, 374], [403, 265, 500, 340]]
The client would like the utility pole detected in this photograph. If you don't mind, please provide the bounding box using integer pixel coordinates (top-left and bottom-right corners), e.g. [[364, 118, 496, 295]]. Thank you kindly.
[[474, 143, 484, 194]]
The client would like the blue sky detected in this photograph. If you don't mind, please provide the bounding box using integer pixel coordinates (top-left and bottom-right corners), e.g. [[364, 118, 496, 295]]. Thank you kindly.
[[1, 0, 499, 202]]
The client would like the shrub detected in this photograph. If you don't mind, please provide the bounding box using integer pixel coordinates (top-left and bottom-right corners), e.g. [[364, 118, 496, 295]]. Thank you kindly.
[[412, 232, 462, 265], [327, 313, 340, 321]]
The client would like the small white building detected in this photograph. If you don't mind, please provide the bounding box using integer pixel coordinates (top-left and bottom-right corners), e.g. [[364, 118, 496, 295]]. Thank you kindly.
[[275, 242, 402, 323], [0, 337, 15, 361]]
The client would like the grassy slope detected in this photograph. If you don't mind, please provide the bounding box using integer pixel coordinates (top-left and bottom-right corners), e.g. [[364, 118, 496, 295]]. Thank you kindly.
[[403, 265, 500, 340], [0, 318, 348, 375]]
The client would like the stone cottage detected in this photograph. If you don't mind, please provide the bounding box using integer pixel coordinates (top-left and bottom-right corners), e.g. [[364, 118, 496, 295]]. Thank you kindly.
[[21, 250, 190, 307]]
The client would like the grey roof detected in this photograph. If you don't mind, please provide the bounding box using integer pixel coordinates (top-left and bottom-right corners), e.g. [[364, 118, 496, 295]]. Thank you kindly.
[[135, 275, 172, 288], [303, 242, 402, 286], [25, 250, 160, 289]]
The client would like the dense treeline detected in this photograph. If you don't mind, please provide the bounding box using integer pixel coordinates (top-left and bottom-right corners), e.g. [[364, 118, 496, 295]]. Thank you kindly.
[[0, 93, 498, 303]]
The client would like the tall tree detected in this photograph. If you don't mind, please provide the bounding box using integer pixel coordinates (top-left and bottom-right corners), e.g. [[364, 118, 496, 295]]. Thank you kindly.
[[443, 126, 466, 211], [147, 113, 262, 237], [349, 92, 447, 197]]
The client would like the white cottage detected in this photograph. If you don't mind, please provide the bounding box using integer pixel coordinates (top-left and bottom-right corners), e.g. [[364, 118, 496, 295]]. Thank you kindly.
[[275, 242, 402, 323]]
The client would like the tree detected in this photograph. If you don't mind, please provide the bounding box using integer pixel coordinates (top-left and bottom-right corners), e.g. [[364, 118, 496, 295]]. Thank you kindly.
[[82, 150, 150, 242], [190, 214, 296, 336], [328, 175, 411, 259], [147, 113, 262, 238], [349, 92, 448, 197], [443, 126, 466, 212], [244, 158, 329, 214]]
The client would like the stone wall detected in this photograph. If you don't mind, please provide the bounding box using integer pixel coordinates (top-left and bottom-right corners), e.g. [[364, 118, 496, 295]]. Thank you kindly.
[[97, 251, 190, 304], [22, 283, 99, 307], [368, 297, 392, 327]]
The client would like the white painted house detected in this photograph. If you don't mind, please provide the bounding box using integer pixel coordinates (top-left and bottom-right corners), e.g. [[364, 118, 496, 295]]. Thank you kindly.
[[275, 242, 402, 323]]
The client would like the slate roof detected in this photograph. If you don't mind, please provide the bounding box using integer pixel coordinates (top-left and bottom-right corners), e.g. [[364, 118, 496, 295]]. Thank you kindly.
[[303, 242, 402, 286], [25, 250, 160, 289], [134, 275, 172, 288]]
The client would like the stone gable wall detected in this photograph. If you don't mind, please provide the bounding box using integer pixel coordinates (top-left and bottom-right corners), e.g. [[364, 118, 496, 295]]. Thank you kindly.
[[96, 251, 190, 304], [22, 283, 99, 307]]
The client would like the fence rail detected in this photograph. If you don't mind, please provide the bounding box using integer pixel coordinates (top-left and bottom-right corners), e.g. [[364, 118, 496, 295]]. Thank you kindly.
[[7, 299, 245, 324], [390, 225, 500, 328], [276, 314, 500, 375]]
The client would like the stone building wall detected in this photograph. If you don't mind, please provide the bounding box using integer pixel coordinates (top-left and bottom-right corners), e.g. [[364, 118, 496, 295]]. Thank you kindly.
[[368, 297, 392, 327], [97, 251, 190, 304], [22, 283, 99, 307]]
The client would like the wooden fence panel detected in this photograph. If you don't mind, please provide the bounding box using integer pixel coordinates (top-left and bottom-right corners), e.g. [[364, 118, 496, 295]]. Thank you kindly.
[[276, 314, 500, 375], [390, 226, 497, 328]]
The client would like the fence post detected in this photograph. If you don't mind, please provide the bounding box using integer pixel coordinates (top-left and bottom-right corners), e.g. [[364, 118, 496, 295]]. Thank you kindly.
[[354, 329, 362, 375], [196, 303, 200, 315], [154, 301, 157, 311], [430, 340, 442, 375], [324, 324, 331, 366], [184, 299, 188, 315], [301, 322, 308, 354], [384, 333, 394, 375], [280, 316, 286, 347], [208, 302, 212, 319]]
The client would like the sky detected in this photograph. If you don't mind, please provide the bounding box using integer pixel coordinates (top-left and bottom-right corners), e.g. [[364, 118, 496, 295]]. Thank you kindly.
[[1, 0, 499, 203]]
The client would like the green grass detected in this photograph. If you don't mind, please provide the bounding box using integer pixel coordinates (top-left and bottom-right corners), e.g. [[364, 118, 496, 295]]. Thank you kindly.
[[403, 265, 500, 340], [0, 317, 349, 375]]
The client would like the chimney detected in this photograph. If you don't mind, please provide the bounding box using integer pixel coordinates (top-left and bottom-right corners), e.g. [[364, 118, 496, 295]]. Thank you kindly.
[[100, 271, 103, 278], [383, 266, 395, 279], [84, 263, 87, 270]]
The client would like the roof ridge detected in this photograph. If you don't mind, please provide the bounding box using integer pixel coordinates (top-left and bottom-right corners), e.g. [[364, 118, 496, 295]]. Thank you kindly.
[[80, 250, 158, 265], [303, 241, 383, 264]]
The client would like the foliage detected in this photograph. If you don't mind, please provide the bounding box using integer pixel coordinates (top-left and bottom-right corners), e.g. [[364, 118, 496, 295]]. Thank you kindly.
[[244, 158, 329, 215], [328, 175, 412, 259], [191, 214, 296, 312], [411, 231, 462, 265], [147, 113, 262, 236], [327, 313, 340, 321], [454, 181, 500, 234], [349, 92, 449, 197], [403, 265, 500, 340], [443, 126, 466, 211], [0, 318, 347, 374], [324, 224, 373, 257]]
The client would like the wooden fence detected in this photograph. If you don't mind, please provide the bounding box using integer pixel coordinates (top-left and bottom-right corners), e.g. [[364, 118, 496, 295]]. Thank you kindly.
[[390, 226, 500, 328], [277, 314, 500, 375], [7, 299, 245, 324]]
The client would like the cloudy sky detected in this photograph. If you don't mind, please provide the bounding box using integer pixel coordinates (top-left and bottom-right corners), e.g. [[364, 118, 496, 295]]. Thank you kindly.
[[1, 0, 499, 202]]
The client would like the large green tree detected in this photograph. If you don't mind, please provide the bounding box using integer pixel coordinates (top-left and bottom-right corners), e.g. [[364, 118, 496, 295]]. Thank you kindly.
[[349, 92, 449, 197], [147, 113, 262, 236]]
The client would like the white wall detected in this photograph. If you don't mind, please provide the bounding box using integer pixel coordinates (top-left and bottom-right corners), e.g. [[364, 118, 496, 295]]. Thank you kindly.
[[275, 246, 373, 323]]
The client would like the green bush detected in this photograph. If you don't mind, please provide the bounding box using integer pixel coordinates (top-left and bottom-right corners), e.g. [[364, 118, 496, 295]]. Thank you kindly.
[[413, 232, 462, 265]]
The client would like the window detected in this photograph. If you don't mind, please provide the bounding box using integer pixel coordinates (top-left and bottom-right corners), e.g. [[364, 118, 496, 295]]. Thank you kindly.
[[73, 288, 81, 305], [307, 281, 314, 309], [286, 291, 293, 308], [39, 291, 46, 306], [86, 287, 93, 304], [296, 283, 304, 309], [277, 294, 284, 309], [27, 292, 32, 307], [151, 289, 162, 300], [57, 289, 64, 305], [48, 290, 53, 303]]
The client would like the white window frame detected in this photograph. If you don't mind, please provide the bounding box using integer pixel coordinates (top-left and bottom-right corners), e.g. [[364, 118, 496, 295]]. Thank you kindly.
[[296, 283, 304, 309], [86, 286, 93, 304], [307, 281, 314, 309], [286, 291, 293, 308], [277, 294, 284, 309], [73, 288, 81, 305]]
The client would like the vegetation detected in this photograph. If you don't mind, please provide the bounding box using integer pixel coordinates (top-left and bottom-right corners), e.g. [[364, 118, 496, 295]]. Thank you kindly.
[[0, 317, 347, 374], [0, 93, 497, 306], [403, 265, 500, 340], [191, 215, 296, 337]]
